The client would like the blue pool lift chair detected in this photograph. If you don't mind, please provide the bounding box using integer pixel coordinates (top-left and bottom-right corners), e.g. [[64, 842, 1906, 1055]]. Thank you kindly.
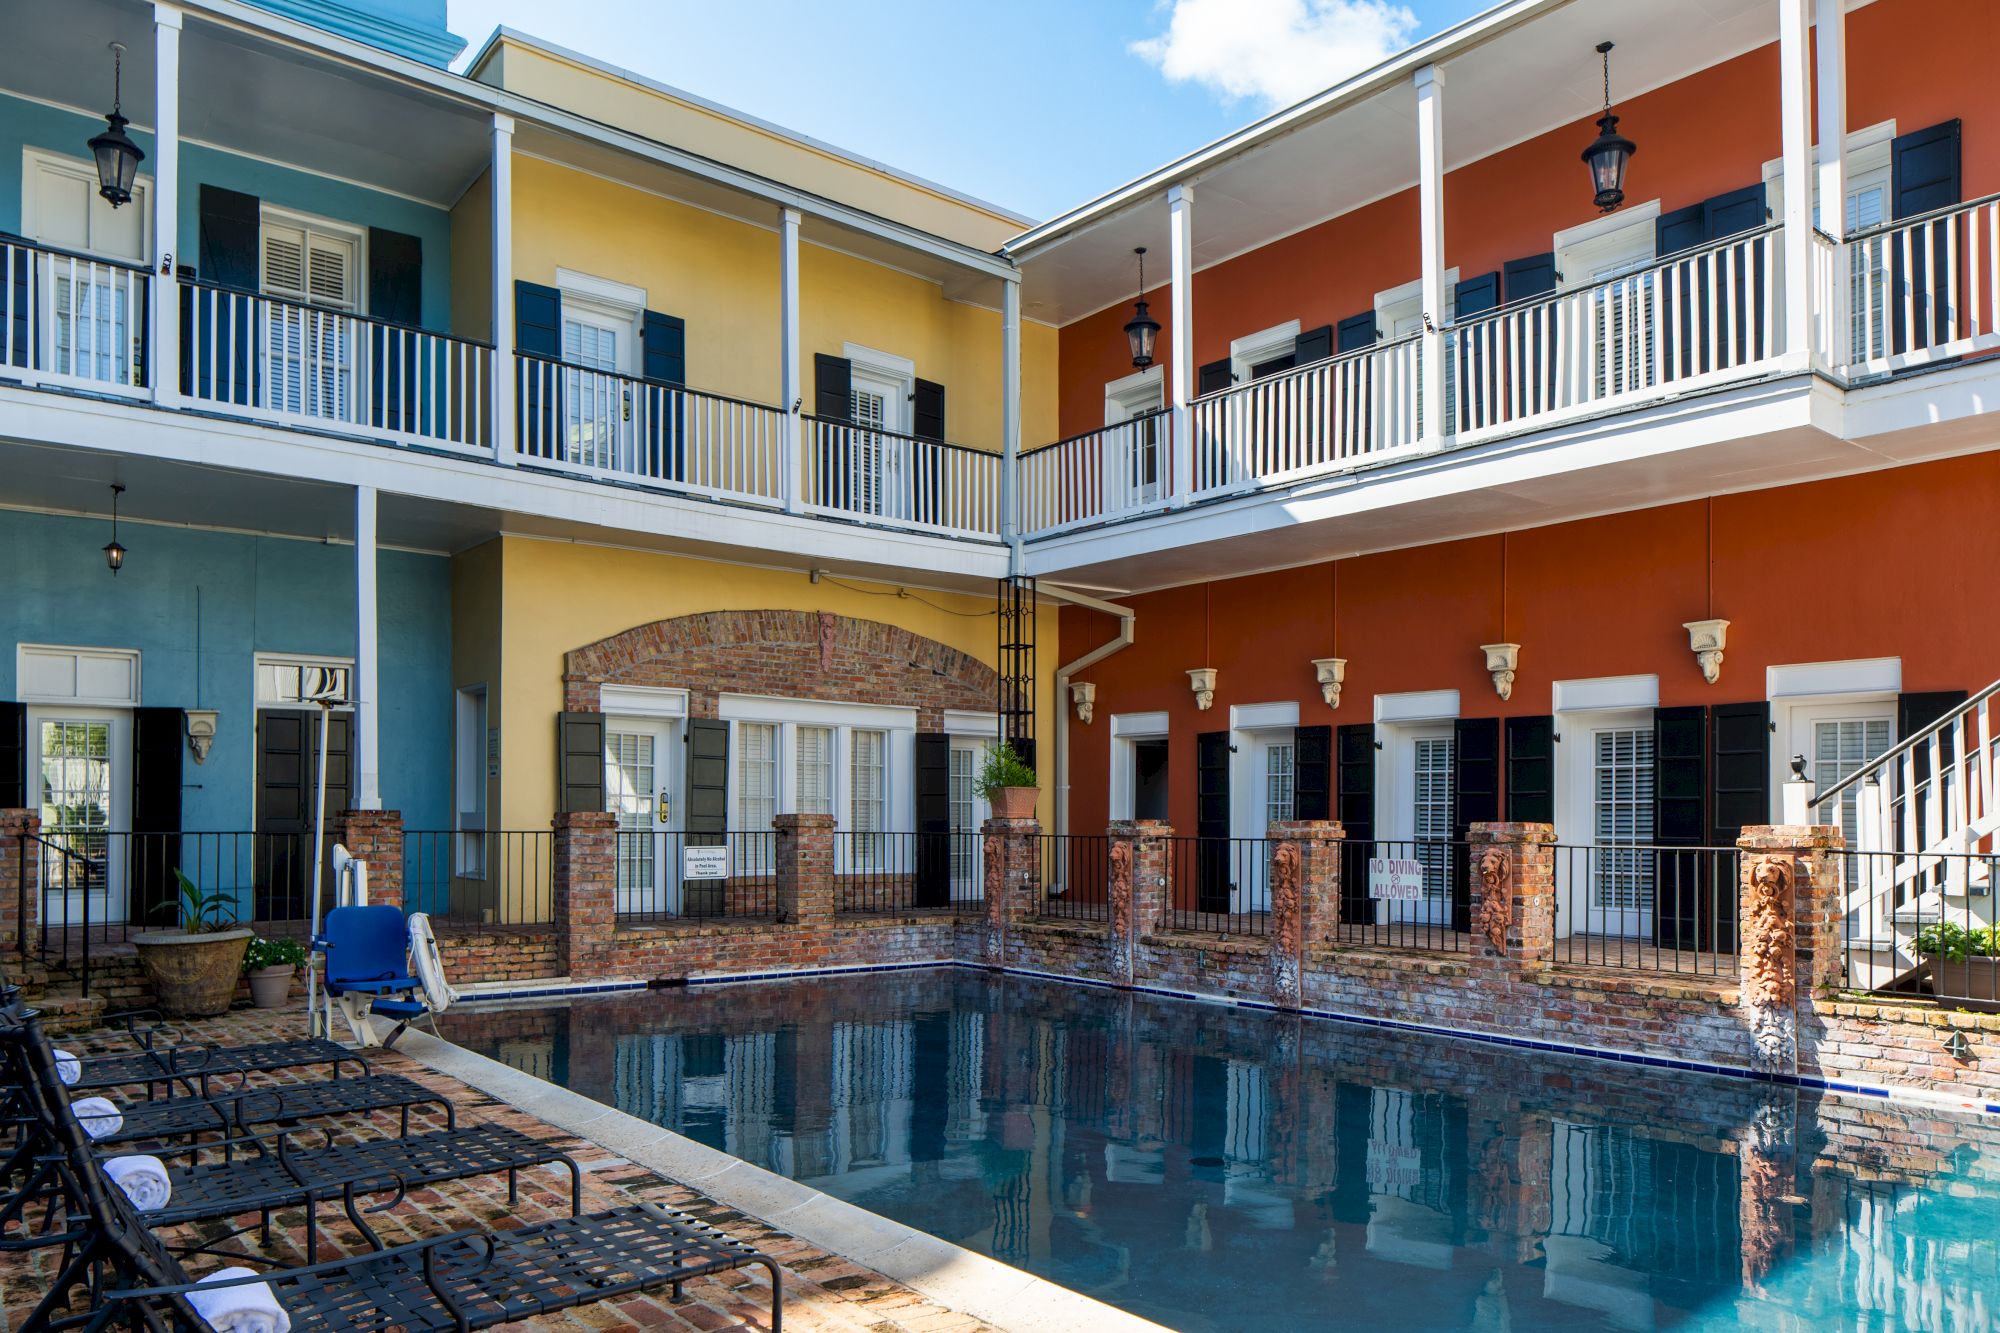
[[317, 904, 435, 1048]]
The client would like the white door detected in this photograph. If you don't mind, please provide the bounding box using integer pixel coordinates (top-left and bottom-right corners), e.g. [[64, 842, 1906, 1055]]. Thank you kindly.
[[1792, 705, 1894, 848], [1389, 729, 1455, 926], [564, 307, 633, 471], [849, 371, 908, 519], [1582, 724, 1656, 939], [948, 739, 988, 897], [261, 221, 358, 421], [605, 718, 679, 915], [1105, 379, 1165, 508], [1234, 733, 1295, 913], [32, 710, 130, 928], [1590, 255, 1658, 396]]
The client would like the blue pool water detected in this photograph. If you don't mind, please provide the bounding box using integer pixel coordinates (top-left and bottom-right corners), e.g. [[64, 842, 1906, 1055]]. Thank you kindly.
[[441, 970, 2000, 1331]]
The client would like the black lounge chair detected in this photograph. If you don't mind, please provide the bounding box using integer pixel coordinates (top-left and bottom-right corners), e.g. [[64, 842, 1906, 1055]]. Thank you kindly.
[[8, 1004, 784, 1333], [98, 1072, 456, 1148], [71, 1034, 370, 1096]]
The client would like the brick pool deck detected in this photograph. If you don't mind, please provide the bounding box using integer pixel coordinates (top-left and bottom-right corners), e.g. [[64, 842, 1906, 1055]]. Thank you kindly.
[[1, 998, 1018, 1333]]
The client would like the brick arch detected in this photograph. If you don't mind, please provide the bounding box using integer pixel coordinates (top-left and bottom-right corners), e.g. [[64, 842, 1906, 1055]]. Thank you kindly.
[[563, 609, 999, 725]]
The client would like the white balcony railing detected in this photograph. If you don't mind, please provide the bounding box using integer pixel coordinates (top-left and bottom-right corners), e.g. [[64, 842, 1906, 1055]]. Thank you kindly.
[[183, 282, 491, 451], [802, 415, 1002, 539], [0, 238, 149, 397], [1016, 411, 1174, 537], [1842, 193, 2000, 376]]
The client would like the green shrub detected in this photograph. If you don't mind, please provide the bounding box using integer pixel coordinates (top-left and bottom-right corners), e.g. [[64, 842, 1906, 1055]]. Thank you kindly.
[[1913, 922, 2000, 962], [976, 743, 1037, 800], [171, 868, 240, 934]]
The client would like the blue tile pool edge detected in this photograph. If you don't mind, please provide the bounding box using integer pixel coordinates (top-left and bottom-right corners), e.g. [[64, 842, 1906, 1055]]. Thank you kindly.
[[448, 959, 2000, 1119]]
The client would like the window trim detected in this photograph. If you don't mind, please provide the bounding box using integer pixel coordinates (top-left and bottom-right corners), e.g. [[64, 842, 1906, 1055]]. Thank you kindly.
[[1374, 271, 1459, 338], [1759, 119, 1897, 226], [21, 147, 154, 263], [259, 204, 365, 313], [1103, 365, 1165, 426], [1555, 706, 1657, 852], [17, 643, 141, 707], [1229, 320, 1301, 384], [253, 652, 355, 710]]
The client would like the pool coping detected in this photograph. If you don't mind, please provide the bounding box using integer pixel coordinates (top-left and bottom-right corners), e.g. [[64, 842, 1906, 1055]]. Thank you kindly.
[[393, 1026, 1170, 1333]]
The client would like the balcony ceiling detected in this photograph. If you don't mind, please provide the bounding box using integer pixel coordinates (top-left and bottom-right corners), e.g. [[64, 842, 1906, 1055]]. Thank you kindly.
[[1014, 0, 1874, 327], [3, 0, 493, 209]]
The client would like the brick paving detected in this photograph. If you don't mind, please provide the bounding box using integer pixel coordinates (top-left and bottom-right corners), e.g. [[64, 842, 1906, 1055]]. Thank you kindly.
[[1, 997, 1002, 1333]]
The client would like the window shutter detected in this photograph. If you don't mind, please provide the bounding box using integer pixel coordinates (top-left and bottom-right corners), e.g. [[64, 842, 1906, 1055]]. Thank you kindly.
[[1196, 730, 1231, 912], [1656, 203, 1708, 259], [1899, 690, 1968, 855], [1451, 717, 1501, 933], [1653, 704, 1708, 951], [1197, 358, 1234, 396], [197, 185, 261, 292], [514, 280, 562, 358], [1335, 311, 1377, 354], [1453, 272, 1501, 317], [1504, 715, 1554, 823], [1892, 120, 1962, 220], [909, 376, 946, 525], [1702, 183, 1769, 242], [131, 707, 185, 929], [556, 711, 604, 815], [1451, 273, 1501, 432], [813, 353, 852, 421], [914, 732, 951, 907], [912, 377, 945, 441], [685, 719, 729, 844], [1293, 324, 1334, 366], [366, 227, 423, 326], [0, 701, 23, 808], [1293, 725, 1332, 821], [2, 248, 30, 370], [1336, 723, 1376, 923], [514, 281, 563, 457], [1709, 702, 1770, 847], [640, 309, 686, 386], [640, 309, 688, 483], [1502, 254, 1559, 302]]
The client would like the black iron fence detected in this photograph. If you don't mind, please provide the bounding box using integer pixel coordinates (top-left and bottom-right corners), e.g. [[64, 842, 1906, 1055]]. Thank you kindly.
[[1330, 837, 1471, 953], [1551, 844, 1740, 976], [1036, 834, 1111, 923], [1160, 836, 1273, 938], [1839, 848, 2000, 1006], [604, 830, 777, 925], [403, 830, 553, 928], [830, 831, 983, 914]]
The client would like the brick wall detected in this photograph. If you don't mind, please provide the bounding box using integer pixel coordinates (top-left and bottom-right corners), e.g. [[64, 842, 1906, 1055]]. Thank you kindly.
[[0, 809, 38, 956]]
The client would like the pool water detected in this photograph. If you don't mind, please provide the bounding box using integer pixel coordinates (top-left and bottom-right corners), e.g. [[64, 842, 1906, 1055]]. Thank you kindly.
[[441, 970, 2000, 1332]]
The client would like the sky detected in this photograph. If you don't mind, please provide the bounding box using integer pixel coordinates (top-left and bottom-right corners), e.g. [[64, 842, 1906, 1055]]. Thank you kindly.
[[446, 0, 1492, 223]]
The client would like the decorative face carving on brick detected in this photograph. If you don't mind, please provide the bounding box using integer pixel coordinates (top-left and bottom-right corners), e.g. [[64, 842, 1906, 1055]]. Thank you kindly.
[[1110, 840, 1133, 896], [1741, 855, 1796, 1010], [984, 843, 1003, 907], [1271, 841, 1303, 955], [1476, 846, 1510, 954]]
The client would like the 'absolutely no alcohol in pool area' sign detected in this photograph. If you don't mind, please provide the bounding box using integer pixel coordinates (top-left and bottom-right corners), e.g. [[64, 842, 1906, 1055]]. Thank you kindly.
[[1367, 857, 1427, 900], [684, 846, 730, 880]]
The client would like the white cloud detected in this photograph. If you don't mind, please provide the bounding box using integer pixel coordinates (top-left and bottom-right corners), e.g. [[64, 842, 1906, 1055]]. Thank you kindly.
[[1132, 0, 1420, 108]]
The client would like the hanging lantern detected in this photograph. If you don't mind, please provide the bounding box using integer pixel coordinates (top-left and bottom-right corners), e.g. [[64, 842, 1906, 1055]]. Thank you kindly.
[[89, 43, 145, 209], [103, 483, 126, 574], [1123, 247, 1161, 369], [1580, 41, 1636, 214]]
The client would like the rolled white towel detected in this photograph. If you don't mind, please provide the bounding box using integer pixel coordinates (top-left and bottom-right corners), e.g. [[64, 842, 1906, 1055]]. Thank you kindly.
[[186, 1267, 292, 1333], [102, 1154, 172, 1210], [53, 1049, 81, 1086], [70, 1096, 123, 1141]]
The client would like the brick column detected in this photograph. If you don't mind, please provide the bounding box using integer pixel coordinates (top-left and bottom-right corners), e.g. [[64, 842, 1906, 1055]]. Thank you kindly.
[[1268, 820, 1344, 1009], [1465, 822, 1558, 965], [981, 816, 1039, 965], [1736, 824, 1843, 1074], [775, 814, 835, 928], [0, 810, 40, 960], [553, 810, 616, 980], [1108, 821, 1173, 986], [336, 809, 403, 913]]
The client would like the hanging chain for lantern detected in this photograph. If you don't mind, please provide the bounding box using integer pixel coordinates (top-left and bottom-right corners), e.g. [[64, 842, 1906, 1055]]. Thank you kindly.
[[1580, 40, 1636, 214], [89, 42, 146, 209]]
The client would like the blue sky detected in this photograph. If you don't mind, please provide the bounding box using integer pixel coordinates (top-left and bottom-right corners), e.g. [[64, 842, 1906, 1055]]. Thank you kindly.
[[447, 0, 1491, 222]]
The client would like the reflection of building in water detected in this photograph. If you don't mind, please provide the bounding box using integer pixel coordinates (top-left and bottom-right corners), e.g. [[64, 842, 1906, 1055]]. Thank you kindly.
[[613, 1029, 780, 1165], [1364, 1086, 1458, 1269], [830, 1019, 915, 1175], [495, 1037, 555, 1083], [1798, 1177, 2000, 1333]]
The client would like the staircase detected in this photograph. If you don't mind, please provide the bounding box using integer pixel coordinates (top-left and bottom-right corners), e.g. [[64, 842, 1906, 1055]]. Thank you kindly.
[[1822, 681, 2000, 997]]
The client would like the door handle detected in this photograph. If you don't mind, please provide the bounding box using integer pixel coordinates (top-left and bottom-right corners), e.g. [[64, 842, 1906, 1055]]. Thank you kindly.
[[656, 790, 670, 824], [622, 389, 632, 422]]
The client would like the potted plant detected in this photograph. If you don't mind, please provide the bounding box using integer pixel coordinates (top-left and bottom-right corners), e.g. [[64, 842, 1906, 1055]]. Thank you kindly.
[[131, 869, 253, 1017], [243, 935, 308, 1009], [978, 743, 1040, 820], [1914, 921, 2000, 1004]]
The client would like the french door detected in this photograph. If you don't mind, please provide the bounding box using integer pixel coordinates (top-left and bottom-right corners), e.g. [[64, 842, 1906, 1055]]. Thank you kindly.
[[563, 309, 632, 471], [261, 222, 358, 422], [1584, 725, 1657, 939], [848, 375, 908, 519], [34, 711, 129, 929], [1390, 731, 1456, 926], [948, 739, 988, 898], [606, 718, 681, 915]]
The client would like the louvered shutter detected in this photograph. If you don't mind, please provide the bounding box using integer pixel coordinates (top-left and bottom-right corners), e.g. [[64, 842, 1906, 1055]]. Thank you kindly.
[[557, 712, 605, 815], [0, 702, 23, 808], [1197, 358, 1234, 396], [812, 354, 853, 509], [639, 310, 687, 482], [1451, 718, 1500, 932], [2, 246, 29, 370], [1196, 731, 1231, 913], [685, 719, 729, 848], [1452, 273, 1501, 432], [513, 281, 563, 457], [190, 186, 260, 404], [914, 733, 951, 907], [367, 228, 423, 433], [911, 377, 946, 525], [131, 707, 184, 928], [1337, 724, 1376, 924], [1899, 690, 1968, 858], [261, 223, 357, 420], [197, 185, 261, 291], [1653, 705, 1707, 950], [1335, 311, 1377, 353], [1293, 324, 1334, 366], [1505, 715, 1554, 824], [1891, 121, 1963, 353], [1500, 256, 1560, 414], [1707, 185, 1770, 368], [1293, 725, 1332, 821]]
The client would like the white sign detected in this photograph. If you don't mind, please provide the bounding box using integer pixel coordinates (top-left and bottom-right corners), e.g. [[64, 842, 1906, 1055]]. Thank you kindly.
[[683, 845, 730, 880], [1366, 1144, 1423, 1190], [1367, 857, 1426, 901]]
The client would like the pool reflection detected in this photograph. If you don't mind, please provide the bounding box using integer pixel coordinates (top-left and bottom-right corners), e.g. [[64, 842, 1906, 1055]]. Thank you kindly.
[[443, 971, 2000, 1332]]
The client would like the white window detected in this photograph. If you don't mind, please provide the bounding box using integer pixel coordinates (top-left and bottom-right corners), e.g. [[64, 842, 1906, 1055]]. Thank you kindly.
[[1413, 735, 1454, 900], [1230, 320, 1303, 386], [1555, 206, 1659, 398], [261, 216, 359, 311], [22, 149, 150, 263], [851, 729, 887, 864], [1265, 742, 1296, 826], [606, 728, 657, 901], [23, 151, 150, 388], [737, 722, 778, 841], [796, 726, 835, 817], [1812, 716, 1894, 847], [841, 344, 914, 520], [254, 655, 353, 707], [1103, 367, 1166, 507], [1377, 274, 1457, 434], [1591, 727, 1656, 911], [948, 742, 981, 888], [554, 270, 645, 471], [260, 210, 361, 422]]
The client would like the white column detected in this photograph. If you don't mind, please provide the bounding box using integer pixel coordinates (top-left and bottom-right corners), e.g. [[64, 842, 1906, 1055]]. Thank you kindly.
[[1167, 183, 1195, 505], [490, 113, 516, 464], [1815, 0, 1848, 368], [779, 206, 802, 513], [1000, 273, 1021, 550], [1778, 0, 1815, 364], [354, 485, 381, 811], [151, 5, 182, 409], [1414, 63, 1447, 448]]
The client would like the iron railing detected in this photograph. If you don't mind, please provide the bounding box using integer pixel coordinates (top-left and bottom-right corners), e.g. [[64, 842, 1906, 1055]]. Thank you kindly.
[[606, 830, 777, 925], [1551, 843, 1740, 976], [0, 237, 150, 396], [21, 832, 104, 999], [1329, 837, 1470, 953], [403, 830, 553, 928], [830, 831, 983, 914], [1840, 848, 2000, 1004], [1035, 833, 1111, 923], [1159, 836, 1274, 938]]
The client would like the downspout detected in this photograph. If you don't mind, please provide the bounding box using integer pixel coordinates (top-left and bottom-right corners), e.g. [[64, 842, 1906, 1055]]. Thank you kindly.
[[1040, 583, 1137, 840]]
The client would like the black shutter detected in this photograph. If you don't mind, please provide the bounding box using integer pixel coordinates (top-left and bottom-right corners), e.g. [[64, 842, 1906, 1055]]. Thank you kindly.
[[1709, 701, 1771, 846], [913, 733, 951, 908], [813, 354, 853, 511], [367, 227, 423, 326], [1, 245, 29, 370], [1654, 705, 1708, 951], [1335, 311, 1377, 353], [1900, 690, 1969, 858], [1293, 324, 1334, 366], [1702, 183, 1769, 241], [1294, 725, 1332, 822], [514, 280, 562, 357], [197, 185, 260, 291], [1337, 723, 1376, 924], [640, 309, 686, 385], [1195, 731, 1231, 913], [1452, 272, 1501, 433], [685, 719, 729, 845], [556, 711, 604, 816], [1502, 253, 1559, 301], [1504, 715, 1554, 824], [254, 710, 349, 922], [1453, 272, 1500, 316], [1892, 120, 1963, 220], [813, 352, 852, 420], [367, 228, 424, 434], [1452, 718, 1500, 933], [131, 707, 184, 929], [1709, 184, 1771, 367], [1656, 203, 1709, 259], [911, 377, 946, 527], [515, 280, 563, 459], [640, 310, 687, 483], [192, 185, 261, 407], [1197, 358, 1234, 396], [1501, 254, 1560, 415], [0, 702, 23, 807]]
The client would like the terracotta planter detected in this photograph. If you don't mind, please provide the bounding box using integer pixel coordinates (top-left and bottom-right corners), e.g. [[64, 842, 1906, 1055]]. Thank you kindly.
[[989, 786, 1040, 820], [1929, 956, 2000, 1003], [132, 928, 252, 1018], [247, 964, 296, 1010]]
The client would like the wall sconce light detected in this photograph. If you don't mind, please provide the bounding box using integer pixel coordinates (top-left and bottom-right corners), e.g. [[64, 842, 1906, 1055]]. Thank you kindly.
[[1312, 657, 1346, 709], [185, 710, 218, 764], [1071, 681, 1097, 725], [103, 483, 126, 574], [1684, 618, 1729, 685], [1481, 644, 1520, 701], [1186, 667, 1217, 711]]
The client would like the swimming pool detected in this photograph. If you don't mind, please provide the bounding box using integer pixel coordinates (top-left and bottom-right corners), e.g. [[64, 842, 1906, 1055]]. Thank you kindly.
[[441, 970, 2000, 1331]]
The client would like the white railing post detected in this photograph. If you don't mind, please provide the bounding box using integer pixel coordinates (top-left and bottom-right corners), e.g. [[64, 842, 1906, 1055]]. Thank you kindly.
[[354, 483, 381, 812], [1778, 0, 1814, 368], [490, 113, 516, 464], [1414, 63, 1447, 449], [779, 206, 802, 514], [151, 4, 182, 407], [1168, 183, 1195, 507], [1001, 273, 1021, 550]]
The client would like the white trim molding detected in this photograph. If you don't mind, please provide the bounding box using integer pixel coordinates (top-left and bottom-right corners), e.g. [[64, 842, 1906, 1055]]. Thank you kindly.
[[600, 685, 689, 719], [1375, 689, 1459, 724], [716, 694, 916, 731], [1109, 710, 1170, 739], [1229, 701, 1299, 731], [555, 267, 649, 311], [942, 710, 1002, 735], [17, 644, 141, 707], [1553, 674, 1659, 714], [1766, 658, 1901, 700]]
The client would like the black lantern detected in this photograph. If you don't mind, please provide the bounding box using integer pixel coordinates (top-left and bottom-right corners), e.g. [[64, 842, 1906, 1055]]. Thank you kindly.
[[89, 43, 145, 209], [1581, 41, 1636, 213], [1122, 246, 1161, 369], [103, 484, 126, 574]]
